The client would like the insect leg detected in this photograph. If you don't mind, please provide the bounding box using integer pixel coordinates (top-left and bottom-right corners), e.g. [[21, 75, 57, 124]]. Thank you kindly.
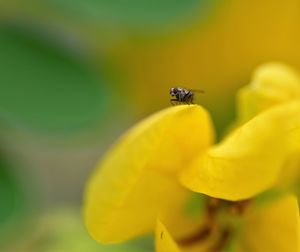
[[188, 95, 194, 105], [170, 98, 178, 106]]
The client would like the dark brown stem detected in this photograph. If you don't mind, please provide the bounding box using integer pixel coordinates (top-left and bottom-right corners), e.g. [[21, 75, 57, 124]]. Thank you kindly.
[[178, 224, 213, 246]]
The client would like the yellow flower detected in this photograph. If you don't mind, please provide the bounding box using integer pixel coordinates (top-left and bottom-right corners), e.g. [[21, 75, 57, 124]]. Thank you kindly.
[[83, 63, 300, 251]]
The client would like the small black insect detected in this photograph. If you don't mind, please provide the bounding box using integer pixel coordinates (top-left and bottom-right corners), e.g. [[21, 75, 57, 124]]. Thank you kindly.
[[170, 87, 204, 105]]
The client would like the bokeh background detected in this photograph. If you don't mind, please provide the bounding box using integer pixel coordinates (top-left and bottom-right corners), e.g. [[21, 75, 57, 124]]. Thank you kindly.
[[1, 0, 300, 250]]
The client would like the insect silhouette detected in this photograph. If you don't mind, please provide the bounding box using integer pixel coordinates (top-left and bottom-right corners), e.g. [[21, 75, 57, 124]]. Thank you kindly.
[[169, 87, 204, 105]]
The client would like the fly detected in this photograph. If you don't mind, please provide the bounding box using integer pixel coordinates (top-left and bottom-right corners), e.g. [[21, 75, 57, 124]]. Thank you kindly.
[[169, 87, 204, 105]]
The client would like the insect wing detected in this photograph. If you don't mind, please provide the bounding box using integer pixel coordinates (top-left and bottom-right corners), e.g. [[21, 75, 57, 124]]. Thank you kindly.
[[190, 89, 205, 104], [189, 89, 205, 94]]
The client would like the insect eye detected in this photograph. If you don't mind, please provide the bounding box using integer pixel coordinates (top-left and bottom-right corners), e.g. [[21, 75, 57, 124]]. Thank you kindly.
[[170, 88, 176, 95]]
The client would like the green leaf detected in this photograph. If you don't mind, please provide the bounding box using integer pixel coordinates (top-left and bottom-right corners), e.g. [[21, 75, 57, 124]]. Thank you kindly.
[[0, 155, 30, 248], [0, 159, 26, 224], [0, 26, 114, 133], [45, 0, 219, 33]]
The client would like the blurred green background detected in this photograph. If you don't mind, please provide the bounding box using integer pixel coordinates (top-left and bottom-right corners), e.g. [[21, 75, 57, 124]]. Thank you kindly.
[[1, 0, 300, 251]]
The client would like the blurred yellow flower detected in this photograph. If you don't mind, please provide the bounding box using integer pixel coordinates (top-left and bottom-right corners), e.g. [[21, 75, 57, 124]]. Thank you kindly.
[[113, 0, 300, 122], [237, 62, 300, 124], [84, 63, 300, 251]]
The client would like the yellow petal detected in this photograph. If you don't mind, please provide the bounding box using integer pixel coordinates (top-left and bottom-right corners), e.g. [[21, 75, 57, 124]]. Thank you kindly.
[[241, 195, 300, 252], [237, 62, 300, 124], [156, 220, 181, 252], [84, 105, 214, 243], [180, 102, 300, 201], [275, 153, 300, 187], [252, 62, 300, 99], [155, 220, 216, 252]]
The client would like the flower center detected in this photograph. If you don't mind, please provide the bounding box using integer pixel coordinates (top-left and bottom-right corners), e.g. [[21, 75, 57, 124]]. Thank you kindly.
[[177, 197, 250, 251]]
